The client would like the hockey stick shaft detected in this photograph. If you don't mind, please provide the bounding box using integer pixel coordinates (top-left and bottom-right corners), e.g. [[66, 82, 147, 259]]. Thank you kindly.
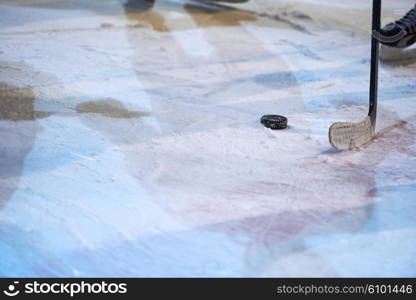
[[328, 1, 382, 150], [369, 0, 381, 127]]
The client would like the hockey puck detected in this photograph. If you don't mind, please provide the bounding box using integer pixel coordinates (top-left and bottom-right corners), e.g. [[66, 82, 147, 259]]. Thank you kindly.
[[261, 115, 288, 130]]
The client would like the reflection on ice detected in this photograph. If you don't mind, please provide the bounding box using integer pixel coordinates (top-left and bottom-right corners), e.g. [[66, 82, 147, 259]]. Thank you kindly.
[[0, 0, 415, 277]]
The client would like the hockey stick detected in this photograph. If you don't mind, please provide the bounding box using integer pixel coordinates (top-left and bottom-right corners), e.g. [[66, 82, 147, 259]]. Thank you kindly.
[[329, 0, 381, 150]]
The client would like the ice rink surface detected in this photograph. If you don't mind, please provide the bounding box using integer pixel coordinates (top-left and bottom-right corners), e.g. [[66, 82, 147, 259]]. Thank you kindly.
[[0, 0, 415, 277]]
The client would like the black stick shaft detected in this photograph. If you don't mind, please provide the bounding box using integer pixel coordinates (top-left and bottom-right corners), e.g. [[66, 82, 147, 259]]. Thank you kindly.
[[369, 0, 381, 126]]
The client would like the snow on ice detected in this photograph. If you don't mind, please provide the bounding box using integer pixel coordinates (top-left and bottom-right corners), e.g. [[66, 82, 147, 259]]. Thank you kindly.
[[0, 0, 415, 277]]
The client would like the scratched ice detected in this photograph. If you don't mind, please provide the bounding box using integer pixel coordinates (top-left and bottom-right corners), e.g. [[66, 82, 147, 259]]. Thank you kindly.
[[0, 0, 415, 277]]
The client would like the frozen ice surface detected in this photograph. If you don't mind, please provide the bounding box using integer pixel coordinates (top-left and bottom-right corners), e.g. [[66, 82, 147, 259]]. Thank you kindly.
[[0, 0, 415, 277]]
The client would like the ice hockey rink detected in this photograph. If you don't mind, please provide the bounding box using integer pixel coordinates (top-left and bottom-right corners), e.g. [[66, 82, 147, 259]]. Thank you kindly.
[[0, 0, 415, 277]]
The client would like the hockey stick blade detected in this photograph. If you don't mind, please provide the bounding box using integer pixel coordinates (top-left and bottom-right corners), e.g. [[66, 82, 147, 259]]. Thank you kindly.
[[329, 116, 374, 150], [329, 0, 380, 151]]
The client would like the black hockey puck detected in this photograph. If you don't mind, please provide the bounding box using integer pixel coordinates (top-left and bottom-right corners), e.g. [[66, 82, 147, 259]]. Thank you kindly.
[[261, 115, 288, 130]]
